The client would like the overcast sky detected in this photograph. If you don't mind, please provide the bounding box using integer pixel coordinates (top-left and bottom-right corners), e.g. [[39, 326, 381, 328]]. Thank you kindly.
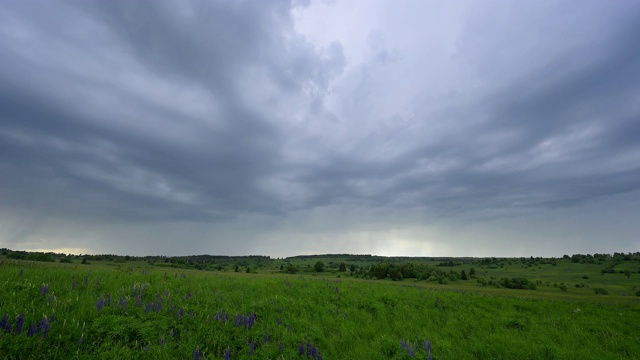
[[1, 0, 639, 257]]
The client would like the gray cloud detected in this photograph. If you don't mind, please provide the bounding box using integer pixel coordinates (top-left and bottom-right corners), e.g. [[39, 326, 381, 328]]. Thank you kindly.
[[0, 0, 639, 256]]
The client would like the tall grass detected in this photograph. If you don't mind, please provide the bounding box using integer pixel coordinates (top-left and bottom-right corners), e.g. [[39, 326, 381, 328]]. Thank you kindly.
[[1, 260, 639, 359]]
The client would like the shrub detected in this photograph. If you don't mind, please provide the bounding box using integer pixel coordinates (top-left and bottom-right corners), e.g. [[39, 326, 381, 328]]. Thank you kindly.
[[594, 288, 609, 295]]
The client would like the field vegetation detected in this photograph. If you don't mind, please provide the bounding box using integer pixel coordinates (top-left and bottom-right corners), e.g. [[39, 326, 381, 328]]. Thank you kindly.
[[1, 249, 639, 359]]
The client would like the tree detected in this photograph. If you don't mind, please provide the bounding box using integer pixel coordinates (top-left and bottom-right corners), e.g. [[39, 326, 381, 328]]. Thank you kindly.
[[460, 270, 468, 280], [314, 261, 325, 272], [624, 269, 631, 278], [469, 267, 476, 277], [339, 262, 347, 272]]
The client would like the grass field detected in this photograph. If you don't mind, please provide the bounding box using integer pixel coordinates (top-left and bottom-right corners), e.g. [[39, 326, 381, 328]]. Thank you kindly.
[[1, 254, 639, 359]]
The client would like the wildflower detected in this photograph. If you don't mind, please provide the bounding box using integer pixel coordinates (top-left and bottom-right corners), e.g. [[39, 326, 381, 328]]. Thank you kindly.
[[264, 332, 269, 344], [424, 339, 432, 352], [194, 347, 200, 360], [28, 324, 36, 337], [72, 281, 78, 290], [224, 349, 230, 360], [145, 302, 151, 314], [160, 336, 165, 347], [299, 343, 305, 355], [178, 308, 184, 320], [40, 317, 50, 338], [0, 313, 8, 329], [279, 342, 283, 353], [145, 343, 150, 352], [41, 284, 49, 297], [78, 335, 84, 345], [250, 339, 255, 355], [96, 295, 105, 311], [50, 313, 56, 322], [15, 314, 25, 335], [19, 268, 24, 277]]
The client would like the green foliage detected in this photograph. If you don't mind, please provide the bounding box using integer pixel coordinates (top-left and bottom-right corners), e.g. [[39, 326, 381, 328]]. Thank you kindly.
[[0, 261, 639, 359], [594, 287, 609, 295], [314, 261, 325, 272], [339, 262, 347, 272]]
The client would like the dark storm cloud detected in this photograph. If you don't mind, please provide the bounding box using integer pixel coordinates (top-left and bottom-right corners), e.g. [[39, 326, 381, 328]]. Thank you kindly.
[[0, 0, 344, 223], [1, 0, 639, 255]]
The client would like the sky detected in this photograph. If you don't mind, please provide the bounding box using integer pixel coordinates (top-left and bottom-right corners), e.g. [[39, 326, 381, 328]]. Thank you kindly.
[[1, 0, 639, 258]]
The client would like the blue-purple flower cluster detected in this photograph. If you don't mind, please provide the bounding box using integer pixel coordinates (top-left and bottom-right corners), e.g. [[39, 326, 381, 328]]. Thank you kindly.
[[400, 338, 433, 359], [1, 313, 53, 338], [234, 313, 256, 330]]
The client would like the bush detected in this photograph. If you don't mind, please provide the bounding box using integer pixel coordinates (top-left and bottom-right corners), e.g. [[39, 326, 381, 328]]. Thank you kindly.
[[594, 288, 609, 295]]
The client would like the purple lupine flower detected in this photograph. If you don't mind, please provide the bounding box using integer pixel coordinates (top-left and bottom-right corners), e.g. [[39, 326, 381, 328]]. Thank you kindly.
[[277, 317, 282, 325], [279, 342, 283, 353], [186, 292, 192, 300], [250, 339, 255, 355], [78, 335, 84, 345], [424, 339, 432, 352], [28, 323, 36, 337], [178, 307, 184, 320], [48, 294, 55, 304], [224, 349, 230, 360], [307, 340, 311, 355], [160, 336, 165, 347], [194, 347, 200, 360], [15, 314, 24, 335], [336, 287, 339, 294], [0, 313, 8, 329], [145, 302, 151, 314], [428, 349, 433, 360], [145, 343, 150, 352], [299, 344, 305, 355], [19, 268, 24, 277], [40, 317, 50, 338], [5, 323, 11, 333], [96, 295, 105, 311], [41, 285, 49, 297], [181, 273, 186, 278], [50, 313, 56, 322], [72, 281, 78, 290], [264, 332, 269, 344], [318, 353, 323, 360]]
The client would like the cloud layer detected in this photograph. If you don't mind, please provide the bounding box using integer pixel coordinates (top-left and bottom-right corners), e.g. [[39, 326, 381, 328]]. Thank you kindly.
[[1, 0, 639, 256]]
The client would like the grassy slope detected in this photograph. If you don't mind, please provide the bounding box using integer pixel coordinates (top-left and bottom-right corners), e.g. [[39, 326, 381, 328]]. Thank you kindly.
[[1, 258, 639, 359]]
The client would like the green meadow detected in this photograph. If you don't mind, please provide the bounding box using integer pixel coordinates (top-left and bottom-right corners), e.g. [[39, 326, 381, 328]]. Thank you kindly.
[[1, 252, 639, 359]]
